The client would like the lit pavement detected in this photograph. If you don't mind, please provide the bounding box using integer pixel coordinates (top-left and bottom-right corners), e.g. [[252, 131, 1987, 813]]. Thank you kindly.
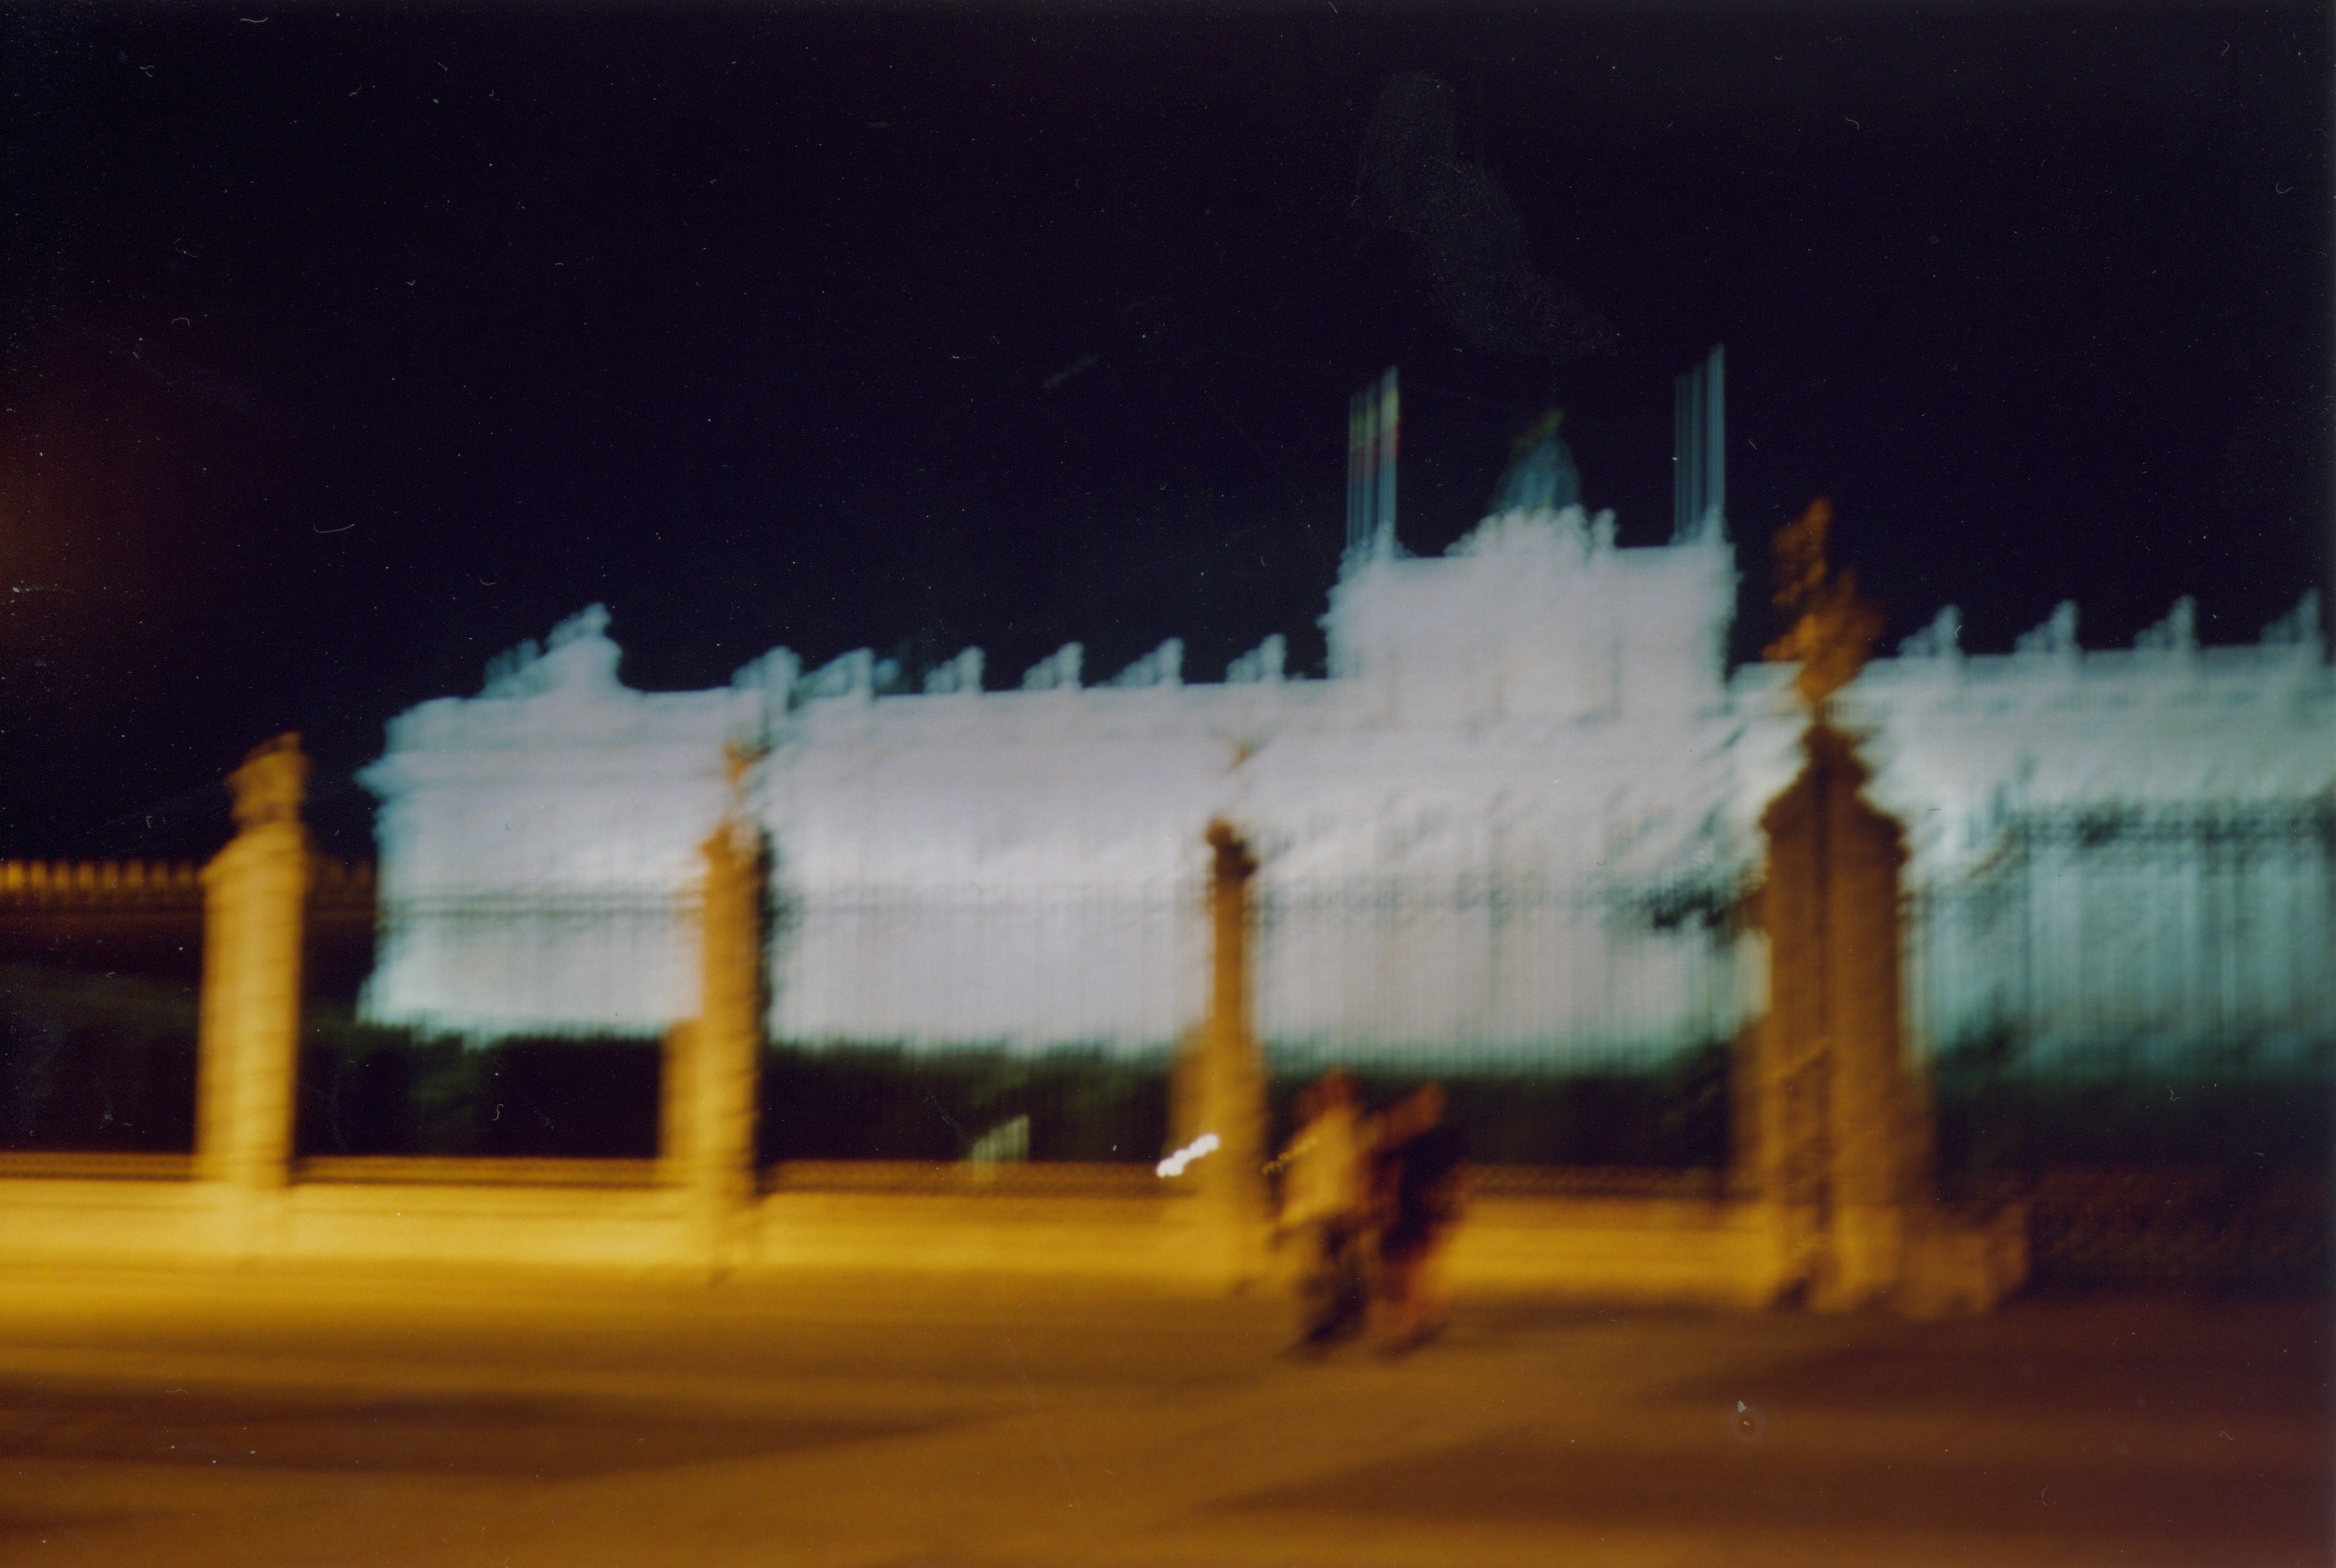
[[0, 1267, 2325, 1566]]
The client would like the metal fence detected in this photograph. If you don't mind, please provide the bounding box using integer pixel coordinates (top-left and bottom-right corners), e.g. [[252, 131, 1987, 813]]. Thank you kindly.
[[367, 888, 701, 1041], [1252, 869, 1746, 1073], [1946, 1167, 2330, 1293], [1909, 801, 2336, 1076], [344, 813, 2331, 1177], [768, 882, 1202, 1055], [6, 840, 2328, 1287], [357, 870, 1750, 1163], [369, 870, 1753, 1074]]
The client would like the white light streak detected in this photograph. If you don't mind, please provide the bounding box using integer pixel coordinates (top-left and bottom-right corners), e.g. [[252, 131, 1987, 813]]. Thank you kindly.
[[1155, 1132, 1220, 1178]]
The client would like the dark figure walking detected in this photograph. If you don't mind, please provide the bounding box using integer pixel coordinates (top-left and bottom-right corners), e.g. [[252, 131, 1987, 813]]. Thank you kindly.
[[1372, 1083, 1467, 1352], [1275, 1069, 1371, 1350]]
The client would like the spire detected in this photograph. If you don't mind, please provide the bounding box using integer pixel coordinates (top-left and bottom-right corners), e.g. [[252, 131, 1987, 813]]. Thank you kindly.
[[1345, 367, 1399, 562], [1673, 345, 1725, 543]]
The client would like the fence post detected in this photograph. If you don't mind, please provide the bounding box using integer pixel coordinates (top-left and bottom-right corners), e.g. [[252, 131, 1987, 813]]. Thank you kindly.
[[1184, 820, 1268, 1285], [1755, 721, 1929, 1308], [1753, 748, 1830, 1296], [676, 804, 764, 1272], [196, 735, 311, 1218]]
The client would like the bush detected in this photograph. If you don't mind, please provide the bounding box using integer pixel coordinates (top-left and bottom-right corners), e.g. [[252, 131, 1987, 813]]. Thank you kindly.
[[0, 966, 198, 1152], [297, 1020, 661, 1158], [758, 1043, 1170, 1164]]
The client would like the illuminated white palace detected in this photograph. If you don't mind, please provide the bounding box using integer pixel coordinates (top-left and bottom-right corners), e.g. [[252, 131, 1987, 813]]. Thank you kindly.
[[360, 367, 2334, 1076]]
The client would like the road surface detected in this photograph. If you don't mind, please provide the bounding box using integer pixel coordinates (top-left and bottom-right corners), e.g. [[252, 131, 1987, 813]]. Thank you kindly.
[[0, 1265, 2325, 1566]]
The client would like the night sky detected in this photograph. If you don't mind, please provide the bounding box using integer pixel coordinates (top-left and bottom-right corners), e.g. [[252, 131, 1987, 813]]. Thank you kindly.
[[3, 4, 2328, 860]]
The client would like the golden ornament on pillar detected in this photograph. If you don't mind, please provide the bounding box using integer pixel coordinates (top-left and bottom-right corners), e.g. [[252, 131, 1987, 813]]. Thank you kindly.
[[1763, 498, 1886, 707], [226, 732, 310, 829]]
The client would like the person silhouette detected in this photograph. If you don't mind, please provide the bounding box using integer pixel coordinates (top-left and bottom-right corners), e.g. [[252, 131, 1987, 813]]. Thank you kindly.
[[1276, 1068, 1370, 1350], [1372, 1083, 1467, 1352]]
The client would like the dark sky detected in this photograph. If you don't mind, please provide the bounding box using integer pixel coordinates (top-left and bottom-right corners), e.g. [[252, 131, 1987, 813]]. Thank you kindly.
[[2, 3, 2328, 860]]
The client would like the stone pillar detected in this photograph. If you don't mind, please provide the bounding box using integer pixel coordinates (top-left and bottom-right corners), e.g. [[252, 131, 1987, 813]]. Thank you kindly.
[[1726, 884, 1767, 1202], [1753, 764, 1832, 1295], [1755, 722, 1927, 1309], [197, 735, 311, 1196], [671, 815, 764, 1269], [1180, 820, 1268, 1283]]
